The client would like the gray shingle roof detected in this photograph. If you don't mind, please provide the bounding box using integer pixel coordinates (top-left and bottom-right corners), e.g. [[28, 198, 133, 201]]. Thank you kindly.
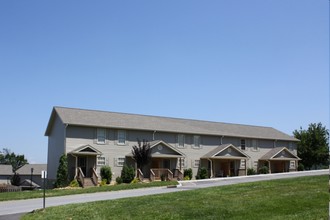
[[201, 144, 250, 159], [260, 147, 300, 160], [45, 107, 298, 141], [16, 164, 47, 175], [0, 165, 13, 175]]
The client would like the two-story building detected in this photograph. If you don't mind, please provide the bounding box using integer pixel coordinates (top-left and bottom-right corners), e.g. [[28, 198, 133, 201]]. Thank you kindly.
[[45, 107, 300, 186]]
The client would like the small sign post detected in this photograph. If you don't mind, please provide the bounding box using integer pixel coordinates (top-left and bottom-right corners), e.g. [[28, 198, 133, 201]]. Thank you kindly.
[[41, 170, 47, 209]]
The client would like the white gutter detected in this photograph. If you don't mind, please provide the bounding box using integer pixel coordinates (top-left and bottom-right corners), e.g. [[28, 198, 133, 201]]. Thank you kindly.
[[153, 130, 157, 141], [207, 158, 213, 178], [220, 136, 224, 145]]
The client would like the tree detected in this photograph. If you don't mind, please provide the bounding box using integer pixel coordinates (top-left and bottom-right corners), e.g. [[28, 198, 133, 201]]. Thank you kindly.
[[0, 148, 28, 172], [131, 139, 152, 171], [293, 123, 329, 170], [55, 154, 69, 188]]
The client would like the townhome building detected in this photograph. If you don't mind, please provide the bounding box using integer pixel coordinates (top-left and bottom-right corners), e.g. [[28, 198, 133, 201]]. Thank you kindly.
[[45, 107, 300, 187]]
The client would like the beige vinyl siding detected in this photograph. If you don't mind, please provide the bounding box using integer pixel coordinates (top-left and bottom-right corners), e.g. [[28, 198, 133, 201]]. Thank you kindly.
[[63, 126, 296, 180]]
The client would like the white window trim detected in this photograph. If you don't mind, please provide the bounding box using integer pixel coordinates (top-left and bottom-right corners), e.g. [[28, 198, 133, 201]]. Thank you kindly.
[[193, 135, 201, 149], [290, 161, 295, 168], [193, 159, 200, 168], [97, 128, 106, 144], [116, 157, 125, 167], [117, 130, 126, 145], [177, 158, 186, 168], [240, 159, 246, 169], [97, 156, 106, 166]]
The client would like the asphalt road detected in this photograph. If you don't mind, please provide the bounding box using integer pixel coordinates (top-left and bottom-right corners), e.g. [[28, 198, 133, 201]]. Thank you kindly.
[[0, 169, 327, 219]]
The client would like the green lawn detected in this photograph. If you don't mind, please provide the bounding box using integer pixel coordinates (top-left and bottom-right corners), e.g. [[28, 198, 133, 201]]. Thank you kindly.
[[0, 181, 178, 202], [22, 175, 328, 220]]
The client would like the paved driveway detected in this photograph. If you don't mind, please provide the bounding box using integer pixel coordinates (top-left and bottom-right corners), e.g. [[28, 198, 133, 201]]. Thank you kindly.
[[0, 169, 327, 219]]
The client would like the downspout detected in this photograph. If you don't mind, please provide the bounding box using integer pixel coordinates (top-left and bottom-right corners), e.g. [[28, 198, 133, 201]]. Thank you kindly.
[[153, 131, 157, 141], [273, 140, 277, 148], [220, 136, 224, 145], [207, 159, 213, 178], [268, 160, 271, 174]]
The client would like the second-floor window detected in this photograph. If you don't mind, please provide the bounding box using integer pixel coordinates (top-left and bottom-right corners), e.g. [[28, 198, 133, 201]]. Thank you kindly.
[[178, 134, 185, 148], [252, 139, 258, 151], [97, 128, 106, 144], [193, 135, 201, 148], [240, 139, 246, 150], [118, 130, 126, 145]]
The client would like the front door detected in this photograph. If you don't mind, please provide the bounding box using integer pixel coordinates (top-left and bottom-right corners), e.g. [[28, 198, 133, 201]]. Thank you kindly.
[[163, 159, 170, 169], [78, 156, 87, 176]]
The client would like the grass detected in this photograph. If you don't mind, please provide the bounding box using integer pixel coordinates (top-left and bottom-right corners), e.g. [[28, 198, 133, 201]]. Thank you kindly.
[[22, 175, 328, 220], [0, 181, 178, 202]]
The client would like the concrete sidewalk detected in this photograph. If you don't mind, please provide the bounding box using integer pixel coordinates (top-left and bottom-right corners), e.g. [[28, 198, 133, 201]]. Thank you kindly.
[[0, 169, 327, 218]]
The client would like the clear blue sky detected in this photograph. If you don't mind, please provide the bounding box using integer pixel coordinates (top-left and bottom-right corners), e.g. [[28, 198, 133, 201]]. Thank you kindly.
[[0, 1, 328, 164]]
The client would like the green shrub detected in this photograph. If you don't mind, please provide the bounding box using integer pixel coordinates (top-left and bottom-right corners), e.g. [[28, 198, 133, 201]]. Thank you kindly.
[[247, 168, 256, 175], [184, 176, 190, 180], [100, 166, 112, 184], [116, 176, 123, 184], [196, 167, 208, 179], [69, 179, 80, 187], [99, 179, 107, 186], [258, 166, 269, 174], [183, 168, 193, 180], [160, 174, 166, 181], [131, 178, 139, 184], [121, 165, 135, 183], [298, 163, 304, 171]]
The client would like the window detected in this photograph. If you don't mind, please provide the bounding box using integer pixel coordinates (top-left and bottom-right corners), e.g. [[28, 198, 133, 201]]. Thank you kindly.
[[193, 135, 201, 148], [116, 157, 125, 167], [97, 156, 106, 166], [240, 160, 246, 169], [290, 161, 295, 168], [117, 130, 126, 145], [240, 139, 246, 150], [178, 134, 185, 148], [177, 158, 186, 168], [252, 139, 258, 151], [193, 160, 200, 168], [97, 128, 106, 144], [289, 142, 293, 151]]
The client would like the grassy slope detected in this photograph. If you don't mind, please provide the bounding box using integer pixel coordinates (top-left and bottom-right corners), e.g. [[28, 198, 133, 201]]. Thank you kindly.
[[0, 181, 178, 202], [22, 175, 328, 220]]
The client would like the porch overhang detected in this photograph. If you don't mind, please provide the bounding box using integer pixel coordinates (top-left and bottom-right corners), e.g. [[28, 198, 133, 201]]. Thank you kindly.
[[126, 140, 185, 158], [260, 147, 301, 161], [201, 144, 250, 160], [69, 145, 102, 156]]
